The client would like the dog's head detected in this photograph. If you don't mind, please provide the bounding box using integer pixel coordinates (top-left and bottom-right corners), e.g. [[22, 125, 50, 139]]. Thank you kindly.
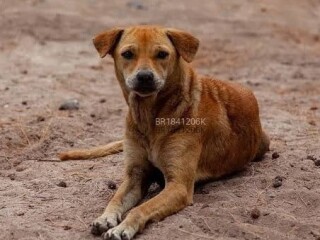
[[93, 26, 199, 97]]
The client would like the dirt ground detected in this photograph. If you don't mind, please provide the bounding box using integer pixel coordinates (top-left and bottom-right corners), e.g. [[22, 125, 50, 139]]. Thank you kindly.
[[0, 0, 320, 239]]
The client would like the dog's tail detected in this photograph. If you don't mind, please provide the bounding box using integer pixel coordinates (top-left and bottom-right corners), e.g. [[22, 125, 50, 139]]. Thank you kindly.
[[59, 140, 123, 161]]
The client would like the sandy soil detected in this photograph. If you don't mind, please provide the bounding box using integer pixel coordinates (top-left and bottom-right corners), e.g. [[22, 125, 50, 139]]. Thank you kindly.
[[0, 0, 320, 239]]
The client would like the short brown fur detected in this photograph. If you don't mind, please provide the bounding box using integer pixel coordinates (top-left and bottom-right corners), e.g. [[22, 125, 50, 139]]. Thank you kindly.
[[59, 25, 270, 240]]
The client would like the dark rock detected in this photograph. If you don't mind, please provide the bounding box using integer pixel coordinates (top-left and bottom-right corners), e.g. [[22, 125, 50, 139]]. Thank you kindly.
[[57, 181, 67, 188], [272, 152, 280, 159], [250, 208, 261, 219], [63, 225, 71, 230], [273, 176, 283, 188], [107, 180, 117, 190], [37, 116, 45, 122], [308, 120, 316, 126], [314, 160, 320, 166], [8, 173, 16, 180], [307, 155, 317, 161]]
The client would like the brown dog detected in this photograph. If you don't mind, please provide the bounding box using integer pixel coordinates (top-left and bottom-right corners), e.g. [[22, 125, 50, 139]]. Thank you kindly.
[[59, 25, 270, 240]]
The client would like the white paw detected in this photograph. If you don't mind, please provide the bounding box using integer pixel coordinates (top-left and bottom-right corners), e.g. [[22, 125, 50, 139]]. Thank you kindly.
[[102, 223, 137, 240], [91, 212, 121, 236]]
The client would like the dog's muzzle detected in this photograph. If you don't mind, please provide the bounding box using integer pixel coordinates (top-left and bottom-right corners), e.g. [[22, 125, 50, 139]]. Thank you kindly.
[[132, 70, 157, 94]]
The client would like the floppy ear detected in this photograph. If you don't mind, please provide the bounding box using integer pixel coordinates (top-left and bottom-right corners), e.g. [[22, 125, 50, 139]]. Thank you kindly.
[[166, 29, 199, 63], [92, 28, 124, 58]]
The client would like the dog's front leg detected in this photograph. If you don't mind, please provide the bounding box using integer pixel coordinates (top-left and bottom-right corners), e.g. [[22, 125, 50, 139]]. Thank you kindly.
[[91, 140, 150, 236], [104, 136, 200, 240]]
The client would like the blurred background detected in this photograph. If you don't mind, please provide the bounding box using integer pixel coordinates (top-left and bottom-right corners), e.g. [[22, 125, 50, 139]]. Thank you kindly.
[[0, 1, 319, 240]]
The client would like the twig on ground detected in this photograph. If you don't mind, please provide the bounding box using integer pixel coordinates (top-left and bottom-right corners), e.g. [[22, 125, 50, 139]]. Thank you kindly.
[[177, 228, 215, 240]]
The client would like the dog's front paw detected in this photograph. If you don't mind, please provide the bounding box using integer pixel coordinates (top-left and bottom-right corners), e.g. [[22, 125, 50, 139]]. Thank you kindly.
[[91, 212, 121, 236], [102, 223, 138, 240]]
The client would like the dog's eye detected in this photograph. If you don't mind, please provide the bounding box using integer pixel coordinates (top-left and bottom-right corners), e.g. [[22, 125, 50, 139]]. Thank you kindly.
[[156, 51, 169, 59], [121, 50, 134, 60]]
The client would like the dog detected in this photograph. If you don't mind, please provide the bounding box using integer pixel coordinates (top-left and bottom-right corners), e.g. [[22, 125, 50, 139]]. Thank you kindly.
[[59, 25, 270, 240]]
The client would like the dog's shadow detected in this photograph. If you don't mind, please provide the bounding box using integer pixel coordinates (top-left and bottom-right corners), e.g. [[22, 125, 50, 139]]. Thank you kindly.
[[143, 158, 265, 202]]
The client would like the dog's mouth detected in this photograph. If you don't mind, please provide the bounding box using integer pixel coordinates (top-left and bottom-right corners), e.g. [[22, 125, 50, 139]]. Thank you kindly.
[[125, 72, 164, 97], [132, 86, 158, 97]]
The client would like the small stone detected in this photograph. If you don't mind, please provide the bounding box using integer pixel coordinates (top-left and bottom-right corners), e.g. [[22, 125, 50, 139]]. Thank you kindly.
[[273, 176, 283, 188], [21, 70, 28, 75], [86, 122, 93, 126], [37, 116, 45, 122], [59, 99, 79, 111], [90, 113, 96, 118], [307, 155, 317, 161], [308, 120, 316, 126], [272, 152, 280, 159], [21, 101, 28, 105], [201, 204, 210, 209], [127, 1, 147, 10], [63, 225, 71, 230], [314, 160, 320, 166], [16, 166, 26, 172], [57, 181, 67, 188], [107, 180, 117, 190], [310, 106, 318, 111], [8, 173, 16, 180], [99, 98, 106, 103], [17, 212, 25, 216], [250, 208, 261, 219]]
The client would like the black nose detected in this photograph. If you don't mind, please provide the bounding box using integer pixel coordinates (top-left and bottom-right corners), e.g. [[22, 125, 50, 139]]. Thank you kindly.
[[137, 70, 154, 83]]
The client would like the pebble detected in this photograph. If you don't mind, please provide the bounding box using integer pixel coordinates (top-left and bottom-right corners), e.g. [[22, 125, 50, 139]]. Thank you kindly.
[[307, 155, 317, 161], [308, 120, 316, 126], [57, 181, 67, 188], [272, 152, 280, 159], [273, 176, 283, 188], [8, 173, 16, 180], [59, 99, 79, 110], [107, 180, 117, 190], [99, 98, 106, 103], [201, 204, 210, 209], [37, 116, 45, 122], [314, 160, 320, 166], [63, 225, 72, 230], [250, 208, 261, 219], [126, 0, 147, 10]]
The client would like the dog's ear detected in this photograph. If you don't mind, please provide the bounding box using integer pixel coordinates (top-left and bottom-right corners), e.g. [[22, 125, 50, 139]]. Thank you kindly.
[[166, 29, 199, 63], [92, 28, 124, 58]]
